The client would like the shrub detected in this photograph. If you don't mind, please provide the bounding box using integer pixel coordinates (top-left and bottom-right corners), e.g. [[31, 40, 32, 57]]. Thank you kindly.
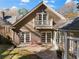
[[0, 35, 13, 45]]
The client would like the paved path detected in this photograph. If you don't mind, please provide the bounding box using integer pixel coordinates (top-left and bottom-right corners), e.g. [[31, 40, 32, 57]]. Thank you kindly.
[[20, 45, 58, 59]]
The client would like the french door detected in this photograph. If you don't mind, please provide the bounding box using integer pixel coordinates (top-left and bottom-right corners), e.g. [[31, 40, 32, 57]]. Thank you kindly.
[[37, 12, 48, 25], [20, 32, 31, 43], [41, 31, 52, 43]]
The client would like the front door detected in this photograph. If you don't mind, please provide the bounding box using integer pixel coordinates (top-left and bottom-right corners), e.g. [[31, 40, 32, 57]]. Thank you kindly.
[[20, 32, 31, 44]]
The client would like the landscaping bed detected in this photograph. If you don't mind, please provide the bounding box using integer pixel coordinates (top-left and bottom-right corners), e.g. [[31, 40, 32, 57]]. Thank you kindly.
[[0, 45, 42, 59]]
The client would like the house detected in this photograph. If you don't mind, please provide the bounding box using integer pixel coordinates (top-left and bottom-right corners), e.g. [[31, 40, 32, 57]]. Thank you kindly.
[[0, 10, 12, 44], [58, 17, 79, 59], [0, 9, 19, 44], [11, 1, 66, 46]]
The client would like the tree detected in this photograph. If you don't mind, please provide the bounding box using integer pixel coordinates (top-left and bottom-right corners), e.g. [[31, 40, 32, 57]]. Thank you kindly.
[[64, 12, 77, 20], [59, 0, 77, 20], [18, 8, 28, 16]]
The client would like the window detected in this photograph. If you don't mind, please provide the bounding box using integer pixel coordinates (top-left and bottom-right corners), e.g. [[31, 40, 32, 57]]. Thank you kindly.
[[20, 32, 31, 43], [26, 32, 30, 42], [37, 12, 48, 25], [41, 32, 46, 43], [20, 32, 24, 42], [47, 32, 52, 42], [37, 13, 47, 21], [43, 14, 47, 20], [41, 31, 52, 43]]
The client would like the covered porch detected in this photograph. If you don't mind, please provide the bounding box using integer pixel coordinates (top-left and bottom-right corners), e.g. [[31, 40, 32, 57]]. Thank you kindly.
[[58, 17, 79, 59]]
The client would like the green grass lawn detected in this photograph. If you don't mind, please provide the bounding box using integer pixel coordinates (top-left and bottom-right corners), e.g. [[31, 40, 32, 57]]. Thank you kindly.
[[0, 45, 42, 59]]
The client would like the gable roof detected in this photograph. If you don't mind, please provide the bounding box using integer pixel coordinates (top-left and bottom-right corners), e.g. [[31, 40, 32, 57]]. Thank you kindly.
[[59, 17, 79, 31], [12, 1, 66, 29]]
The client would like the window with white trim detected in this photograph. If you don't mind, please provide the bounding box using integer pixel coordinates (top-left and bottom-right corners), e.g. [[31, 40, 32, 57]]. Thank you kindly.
[[20, 32, 31, 43], [26, 32, 30, 42], [41, 31, 52, 43], [37, 12, 48, 25]]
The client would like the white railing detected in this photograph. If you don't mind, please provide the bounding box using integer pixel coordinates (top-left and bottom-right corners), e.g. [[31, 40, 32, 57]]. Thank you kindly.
[[35, 20, 52, 27]]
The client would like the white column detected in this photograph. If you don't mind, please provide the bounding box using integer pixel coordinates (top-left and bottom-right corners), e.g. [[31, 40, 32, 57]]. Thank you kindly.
[[24, 33, 26, 43], [59, 32, 61, 44], [29, 33, 31, 44], [53, 31, 57, 42], [12, 30, 14, 41], [45, 32, 47, 44], [42, 13, 43, 25], [77, 41, 79, 59], [53, 31, 59, 50], [64, 32, 68, 59], [47, 14, 48, 25], [51, 19, 53, 26]]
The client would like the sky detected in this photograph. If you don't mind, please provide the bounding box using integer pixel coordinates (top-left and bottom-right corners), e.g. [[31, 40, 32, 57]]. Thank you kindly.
[[0, 0, 77, 10]]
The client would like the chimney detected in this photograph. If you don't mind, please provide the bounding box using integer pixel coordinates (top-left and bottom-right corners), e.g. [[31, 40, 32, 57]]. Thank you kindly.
[[1, 11, 5, 20]]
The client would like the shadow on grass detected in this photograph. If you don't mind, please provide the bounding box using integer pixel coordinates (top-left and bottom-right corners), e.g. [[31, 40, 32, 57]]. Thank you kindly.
[[0, 53, 17, 59], [0, 34, 14, 45], [0, 45, 14, 59], [19, 54, 42, 59], [0, 45, 12, 54]]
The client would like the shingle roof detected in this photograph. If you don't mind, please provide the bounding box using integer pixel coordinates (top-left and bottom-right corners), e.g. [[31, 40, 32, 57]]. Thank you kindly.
[[60, 17, 79, 30]]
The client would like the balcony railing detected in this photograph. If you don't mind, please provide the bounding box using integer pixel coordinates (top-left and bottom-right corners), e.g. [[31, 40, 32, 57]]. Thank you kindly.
[[34, 20, 53, 29]]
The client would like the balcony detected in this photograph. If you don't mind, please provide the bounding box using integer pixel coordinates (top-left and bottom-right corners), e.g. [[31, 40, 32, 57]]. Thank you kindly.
[[34, 20, 53, 29]]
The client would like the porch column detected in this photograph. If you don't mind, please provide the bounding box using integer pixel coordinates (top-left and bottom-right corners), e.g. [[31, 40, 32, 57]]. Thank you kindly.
[[45, 33, 47, 44], [53, 31, 57, 42], [77, 41, 79, 59], [59, 31, 62, 44], [24, 33, 26, 43], [29, 33, 31, 44], [53, 31, 59, 50], [64, 32, 68, 59]]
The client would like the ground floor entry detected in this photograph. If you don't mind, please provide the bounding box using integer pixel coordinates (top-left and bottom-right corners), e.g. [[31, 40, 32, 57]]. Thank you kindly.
[[20, 32, 31, 44], [19, 31, 53, 44], [41, 31, 53, 43]]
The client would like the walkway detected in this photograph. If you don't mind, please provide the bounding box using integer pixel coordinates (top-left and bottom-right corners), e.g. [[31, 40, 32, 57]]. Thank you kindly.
[[19, 44, 58, 59]]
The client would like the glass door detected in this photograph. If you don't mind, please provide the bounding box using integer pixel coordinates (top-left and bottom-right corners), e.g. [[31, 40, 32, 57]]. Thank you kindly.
[[41, 31, 52, 43], [20, 32, 31, 43]]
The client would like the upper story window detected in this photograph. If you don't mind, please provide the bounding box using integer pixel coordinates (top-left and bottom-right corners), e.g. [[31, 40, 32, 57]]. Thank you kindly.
[[37, 11, 48, 21]]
